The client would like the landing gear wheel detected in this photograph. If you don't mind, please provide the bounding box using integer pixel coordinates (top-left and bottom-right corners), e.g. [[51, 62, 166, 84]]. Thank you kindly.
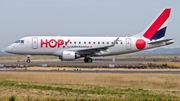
[[26, 59, 30, 63], [84, 58, 93, 63], [84, 58, 88, 63], [87, 58, 92, 63]]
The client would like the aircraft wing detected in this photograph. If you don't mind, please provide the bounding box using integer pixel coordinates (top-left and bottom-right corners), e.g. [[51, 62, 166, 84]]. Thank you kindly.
[[76, 37, 119, 54]]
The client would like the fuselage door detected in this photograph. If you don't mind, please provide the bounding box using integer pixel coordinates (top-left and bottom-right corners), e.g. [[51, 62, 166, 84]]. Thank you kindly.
[[126, 38, 131, 50], [32, 37, 38, 49]]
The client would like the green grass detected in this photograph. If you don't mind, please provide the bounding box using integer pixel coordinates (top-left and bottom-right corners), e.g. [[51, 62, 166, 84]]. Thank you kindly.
[[3, 95, 179, 101], [0, 80, 179, 100], [9, 95, 15, 101]]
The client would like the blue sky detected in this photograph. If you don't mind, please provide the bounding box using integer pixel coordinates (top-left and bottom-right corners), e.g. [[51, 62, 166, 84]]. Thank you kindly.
[[0, 0, 179, 50]]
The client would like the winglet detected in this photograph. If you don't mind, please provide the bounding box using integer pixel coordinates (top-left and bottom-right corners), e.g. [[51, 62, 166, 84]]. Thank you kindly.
[[109, 37, 119, 47]]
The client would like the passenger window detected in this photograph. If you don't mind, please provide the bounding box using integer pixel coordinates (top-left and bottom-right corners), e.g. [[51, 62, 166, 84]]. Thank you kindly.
[[74, 42, 76, 44], [70, 42, 72, 44], [116, 42, 118, 44], [89, 42, 91, 44], [107, 42, 109, 44], [98, 42, 100, 44], [79, 42, 81, 44], [84, 42, 86, 44], [93, 42, 95, 44], [121, 42, 123, 44], [102, 42, 104, 44]]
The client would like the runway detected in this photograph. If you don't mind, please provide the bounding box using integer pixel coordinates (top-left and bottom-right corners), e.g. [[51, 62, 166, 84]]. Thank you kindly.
[[0, 69, 180, 74], [0, 61, 179, 69], [0, 61, 148, 68], [0, 61, 146, 65], [0, 60, 180, 73]]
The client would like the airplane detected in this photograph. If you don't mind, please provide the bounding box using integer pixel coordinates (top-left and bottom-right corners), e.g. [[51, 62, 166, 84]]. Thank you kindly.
[[5, 8, 174, 63]]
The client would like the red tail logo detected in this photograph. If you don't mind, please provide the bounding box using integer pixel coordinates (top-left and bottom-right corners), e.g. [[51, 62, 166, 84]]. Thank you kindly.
[[143, 8, 171, 39]]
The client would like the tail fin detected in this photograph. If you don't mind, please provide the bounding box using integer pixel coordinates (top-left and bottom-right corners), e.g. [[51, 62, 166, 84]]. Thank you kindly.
[[132, 8, 171, 40]]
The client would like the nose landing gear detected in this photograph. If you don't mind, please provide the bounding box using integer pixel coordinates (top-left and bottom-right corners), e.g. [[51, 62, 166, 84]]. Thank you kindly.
[[26, 57, 30, 63], [26, 55, 31, 63]]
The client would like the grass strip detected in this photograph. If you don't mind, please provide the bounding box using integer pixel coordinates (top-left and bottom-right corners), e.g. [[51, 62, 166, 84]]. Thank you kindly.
[[0, 80, 178, 99]]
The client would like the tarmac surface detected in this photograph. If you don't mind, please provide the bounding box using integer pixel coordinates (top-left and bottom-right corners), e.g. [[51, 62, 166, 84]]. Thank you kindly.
[[0, 61, 145, 64], [0, 61, 149, 68], [0, 61, 180, 73], [0, 68, 180, 74]]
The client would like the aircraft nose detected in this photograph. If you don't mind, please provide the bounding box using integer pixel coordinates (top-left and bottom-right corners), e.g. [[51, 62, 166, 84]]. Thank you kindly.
[[5, 46, 11, 53]]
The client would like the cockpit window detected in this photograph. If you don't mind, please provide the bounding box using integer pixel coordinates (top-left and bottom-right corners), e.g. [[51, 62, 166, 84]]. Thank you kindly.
[[20, 40, 24, 43], [15, 40, 20, 43], [15, 40, 24, 43]]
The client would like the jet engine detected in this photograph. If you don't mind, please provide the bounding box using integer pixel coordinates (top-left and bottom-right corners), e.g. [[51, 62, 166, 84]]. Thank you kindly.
[[60, 51, 81, 60]]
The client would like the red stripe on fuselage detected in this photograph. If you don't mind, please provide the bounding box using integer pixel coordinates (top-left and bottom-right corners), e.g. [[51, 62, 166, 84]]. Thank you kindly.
[[143, 8, 171, 39]]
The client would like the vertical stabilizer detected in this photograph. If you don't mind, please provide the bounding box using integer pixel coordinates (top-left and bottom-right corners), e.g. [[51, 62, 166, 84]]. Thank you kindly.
[[132, 8, 171, 40]]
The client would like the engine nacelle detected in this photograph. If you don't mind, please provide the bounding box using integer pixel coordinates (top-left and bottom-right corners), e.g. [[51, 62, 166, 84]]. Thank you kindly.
[[61, 51, 76, 60]]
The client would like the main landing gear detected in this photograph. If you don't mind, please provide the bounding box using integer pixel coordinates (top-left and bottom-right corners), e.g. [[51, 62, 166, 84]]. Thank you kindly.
[[84, 57, 93, 63], [26, 55, 31, 63]]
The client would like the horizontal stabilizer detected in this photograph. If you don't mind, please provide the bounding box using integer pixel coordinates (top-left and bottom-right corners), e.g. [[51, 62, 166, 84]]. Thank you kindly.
[[148, 39, 174, 45]]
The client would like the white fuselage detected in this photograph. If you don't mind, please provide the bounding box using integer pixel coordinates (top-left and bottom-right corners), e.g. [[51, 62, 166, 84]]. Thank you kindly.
[[5, 36, 169, 57]]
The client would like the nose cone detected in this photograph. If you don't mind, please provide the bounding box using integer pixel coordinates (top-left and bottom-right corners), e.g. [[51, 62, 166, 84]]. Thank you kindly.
[[5, 46, 11, 53]]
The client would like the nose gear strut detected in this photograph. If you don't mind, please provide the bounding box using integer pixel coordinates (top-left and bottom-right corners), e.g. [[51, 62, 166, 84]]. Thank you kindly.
[[26, 55, 31, 63]]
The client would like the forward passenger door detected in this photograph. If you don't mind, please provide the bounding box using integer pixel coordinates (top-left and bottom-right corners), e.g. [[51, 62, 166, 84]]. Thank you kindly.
[[32, 37, 38, 49]]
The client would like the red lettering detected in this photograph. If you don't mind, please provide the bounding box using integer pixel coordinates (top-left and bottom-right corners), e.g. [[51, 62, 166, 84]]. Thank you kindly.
[[63, 39, 70, 48], [49, 39, 57, 48], [65, 40, 70, 45], [41, 39, 69, 48], [58, 39, 64, 47], [41, 39, 48, 47]]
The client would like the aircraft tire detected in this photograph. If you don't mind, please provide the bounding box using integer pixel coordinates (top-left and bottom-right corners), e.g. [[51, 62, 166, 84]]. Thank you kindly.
[[84, 58, 88, 63], [84, 58, 93, 63], [27, 59, 30, 63], [87, 58, 93, 63]]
